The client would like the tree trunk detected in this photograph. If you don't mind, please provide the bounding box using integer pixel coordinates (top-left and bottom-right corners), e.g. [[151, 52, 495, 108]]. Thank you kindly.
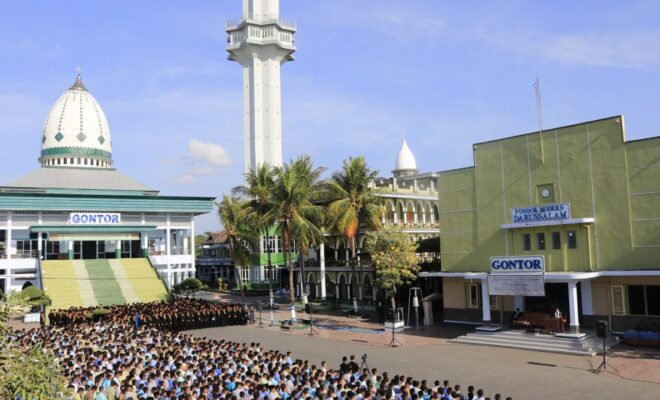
[[229, 239, 245, 304], [284, 226, 296, 321]]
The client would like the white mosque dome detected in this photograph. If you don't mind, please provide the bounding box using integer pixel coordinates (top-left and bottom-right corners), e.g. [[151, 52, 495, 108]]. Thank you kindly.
[[393, 139, 417, 172], [40, 73, 113, 169]]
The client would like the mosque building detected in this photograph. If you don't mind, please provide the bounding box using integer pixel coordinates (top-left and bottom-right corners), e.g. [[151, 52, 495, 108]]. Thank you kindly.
[[0, 74, 213, 309]]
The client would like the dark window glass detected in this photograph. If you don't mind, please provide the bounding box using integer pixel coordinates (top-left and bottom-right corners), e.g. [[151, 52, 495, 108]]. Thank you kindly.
[[647, 286, 660, 316], [522, 233, 531, 251], [552, 232, 561, 250], [567, 231, 577, 249], [536, 233, 546, 250], [628, 285, 646, 315]]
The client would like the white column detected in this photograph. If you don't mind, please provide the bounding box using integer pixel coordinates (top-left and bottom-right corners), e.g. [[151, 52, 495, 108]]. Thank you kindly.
[[422, 205, 427, 224], [481, 279, 491, 323], [166, 215, 172, 288], [568, 280, 580, 332], [580, 280, 593, 316], [335, 284, 340, 299], [359, 284, 364, 300], [190, 216, 196, 277], [345, 248, 349, 264], [6, 211, 12, 260], [514, 295, 525, 312], [37, 232, 43, 258], [319, 242, 326, 299]]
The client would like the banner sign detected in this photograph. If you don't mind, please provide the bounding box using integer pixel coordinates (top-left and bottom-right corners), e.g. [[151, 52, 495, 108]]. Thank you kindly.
[[69, 213, 121, 225], [511, 203, 570, 224], [490, 256, 544, 274], [488, 274, 545, 296]]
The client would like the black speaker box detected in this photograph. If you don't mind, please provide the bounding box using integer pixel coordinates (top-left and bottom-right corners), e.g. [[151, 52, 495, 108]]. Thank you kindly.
[[596, 320, 607, 338]]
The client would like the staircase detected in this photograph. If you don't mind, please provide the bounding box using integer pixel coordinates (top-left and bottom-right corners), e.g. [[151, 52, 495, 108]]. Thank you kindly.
[[41, 258, 168, 311], [451, 329, 619, 356], [41, 260, 84, 310], [111, 258, 168, 303]]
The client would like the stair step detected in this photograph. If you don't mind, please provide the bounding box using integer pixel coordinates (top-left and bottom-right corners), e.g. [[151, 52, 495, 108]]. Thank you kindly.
[[460, 335, 590, 350], [452, 337, 596, 356], [466, 333, 591, 347]]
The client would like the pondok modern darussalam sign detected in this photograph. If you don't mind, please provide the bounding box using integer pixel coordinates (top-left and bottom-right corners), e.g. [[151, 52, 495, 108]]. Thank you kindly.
[[511, 203, 570, 224]]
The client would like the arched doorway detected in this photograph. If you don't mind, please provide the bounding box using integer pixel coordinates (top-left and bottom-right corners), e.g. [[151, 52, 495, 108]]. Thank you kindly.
[[351, 275, 359, 299], [363, 275, 373, 303], [339, 274, 348, 300], [307, 274, 317, 299], [325, 274, 334, 299], [21, 281, 34, 290]]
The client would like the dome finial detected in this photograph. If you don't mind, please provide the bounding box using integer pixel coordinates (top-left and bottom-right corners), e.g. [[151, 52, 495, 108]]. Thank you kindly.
[[69, 66, 87, 91]]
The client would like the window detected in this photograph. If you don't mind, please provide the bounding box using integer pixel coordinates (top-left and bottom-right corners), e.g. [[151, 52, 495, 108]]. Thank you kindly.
[[467, 283, 480, 309], [70, 158, 74, 164], [612, 285, 625, 315], [522, 233, 531, 251], [628, 285, 645, 315], [567, 231, 577, 249], [552, 232, 561, 250], [536, 233, 545, 250], [490, 295, 498, 310], [647, 286, 660, 316], [63, 158, 67, 165]]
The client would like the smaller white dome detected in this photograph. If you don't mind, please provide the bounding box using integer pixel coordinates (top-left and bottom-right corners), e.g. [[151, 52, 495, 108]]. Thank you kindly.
[[393, 139, 417, 172]]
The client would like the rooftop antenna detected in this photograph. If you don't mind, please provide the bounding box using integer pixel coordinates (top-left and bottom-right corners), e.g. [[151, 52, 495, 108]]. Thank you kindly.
[[76, 65, 81, 77], [534, 77, 545, 162]]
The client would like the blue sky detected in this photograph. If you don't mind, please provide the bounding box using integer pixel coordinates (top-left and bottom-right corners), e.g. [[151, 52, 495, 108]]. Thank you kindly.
[[1, 0, 660, 232]]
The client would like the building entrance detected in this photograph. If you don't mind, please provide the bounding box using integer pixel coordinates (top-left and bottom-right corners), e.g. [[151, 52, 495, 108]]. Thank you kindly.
[[82, 241, 96, 259], [524, 282, 582, 325]]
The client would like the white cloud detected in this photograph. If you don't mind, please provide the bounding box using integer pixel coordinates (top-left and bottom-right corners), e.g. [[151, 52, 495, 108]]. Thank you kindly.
[[188, 139, 232, 166], [175, 174, 197, 184], [174, 139, 233, 185]]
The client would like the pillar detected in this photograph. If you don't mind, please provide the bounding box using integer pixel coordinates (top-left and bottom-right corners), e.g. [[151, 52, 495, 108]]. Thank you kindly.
[[580, 280, 593, 316], [115, 240, 121, 259], [37, 232, 43, 259], [190, 216, 196, 279], [141, 234, 149, 257], [5, 212, 11, 260], [481, 278, 491, 324], [68, 241, 74, 260], [166, 215, 172, 288], [568, 280, 580, 332], [514, 295, 525, 312], [335, 284, 340, 299], [319, 242, 326, 299]]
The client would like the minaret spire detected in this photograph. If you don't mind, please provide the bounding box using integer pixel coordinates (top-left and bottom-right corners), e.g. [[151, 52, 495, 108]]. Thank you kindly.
[[69, 66, 87, 91], [226, 0, 296, 173]]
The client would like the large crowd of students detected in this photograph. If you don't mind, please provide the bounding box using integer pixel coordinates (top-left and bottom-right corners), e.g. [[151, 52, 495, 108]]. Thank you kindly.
[[48, 299, 249, 331], [8, 300, 509, 399]]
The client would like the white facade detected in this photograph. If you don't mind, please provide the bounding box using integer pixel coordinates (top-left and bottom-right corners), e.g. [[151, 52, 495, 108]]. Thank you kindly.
[[226, 0, 296, 173]]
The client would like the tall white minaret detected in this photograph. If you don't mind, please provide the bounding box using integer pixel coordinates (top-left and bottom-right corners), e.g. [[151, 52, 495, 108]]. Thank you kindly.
[[226, 0, 296, 173]]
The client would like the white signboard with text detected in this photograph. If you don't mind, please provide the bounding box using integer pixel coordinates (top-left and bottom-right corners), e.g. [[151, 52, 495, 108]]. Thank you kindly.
[[69, 213, 121, 225], [488, 274, 546, 296], [511, 203, 570, 224]]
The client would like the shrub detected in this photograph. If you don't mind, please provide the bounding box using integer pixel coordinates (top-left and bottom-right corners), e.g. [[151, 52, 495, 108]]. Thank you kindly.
[[21, 286, 44, 300]]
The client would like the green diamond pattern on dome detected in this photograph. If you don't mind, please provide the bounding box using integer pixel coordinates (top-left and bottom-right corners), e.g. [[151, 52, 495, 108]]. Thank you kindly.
[[55, 132, 64, 142], [98, 135, 105, 145], [76, 132, 87, 142]]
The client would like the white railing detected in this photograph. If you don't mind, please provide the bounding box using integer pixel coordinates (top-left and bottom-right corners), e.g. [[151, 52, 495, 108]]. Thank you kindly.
[[226, 14, 296, 29], [149, 254, 193, 266]]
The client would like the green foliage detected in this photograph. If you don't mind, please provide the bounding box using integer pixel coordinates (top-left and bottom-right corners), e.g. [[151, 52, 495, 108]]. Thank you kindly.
[[172, 277, 207, 298], [327, 156, 383, 257], [0, 293, 65, 398], [364, 228, 420, 307], [85, 307, 111, 320], [21, 285, 43, 300]]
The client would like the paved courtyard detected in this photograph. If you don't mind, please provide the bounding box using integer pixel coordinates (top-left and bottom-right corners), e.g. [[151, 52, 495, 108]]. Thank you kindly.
[[187, 293, 660, 399]]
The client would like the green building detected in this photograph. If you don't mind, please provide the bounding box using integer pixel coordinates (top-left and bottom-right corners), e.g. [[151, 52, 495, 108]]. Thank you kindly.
[[421, 116, 660, 332]]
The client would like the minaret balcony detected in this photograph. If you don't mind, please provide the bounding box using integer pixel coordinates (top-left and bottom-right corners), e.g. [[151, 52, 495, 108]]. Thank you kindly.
[[226, 14, 296, 31]]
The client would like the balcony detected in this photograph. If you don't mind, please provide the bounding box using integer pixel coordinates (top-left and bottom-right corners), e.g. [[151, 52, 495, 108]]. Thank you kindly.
[[226, 14, 297, 30]]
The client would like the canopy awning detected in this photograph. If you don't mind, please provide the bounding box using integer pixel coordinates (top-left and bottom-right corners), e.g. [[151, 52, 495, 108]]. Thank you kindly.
[[30, 225, 157, 233]]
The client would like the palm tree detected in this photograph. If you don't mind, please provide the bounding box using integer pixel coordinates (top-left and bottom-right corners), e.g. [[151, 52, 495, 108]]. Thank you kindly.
[[267, 156, 326, 321], [327, 156, 383, 307], [233, 164, 277, 317], [217, 195, 256, 304]]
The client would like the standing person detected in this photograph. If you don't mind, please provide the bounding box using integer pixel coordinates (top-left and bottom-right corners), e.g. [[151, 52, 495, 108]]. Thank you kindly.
[[134, 311, 140, 330]]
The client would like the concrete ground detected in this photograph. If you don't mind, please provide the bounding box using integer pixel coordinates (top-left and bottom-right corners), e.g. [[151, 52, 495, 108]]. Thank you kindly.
[[190, 292, 660, 399]]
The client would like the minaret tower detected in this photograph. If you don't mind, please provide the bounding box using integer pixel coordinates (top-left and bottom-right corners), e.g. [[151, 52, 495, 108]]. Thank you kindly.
[[226, 0, 296, 173]]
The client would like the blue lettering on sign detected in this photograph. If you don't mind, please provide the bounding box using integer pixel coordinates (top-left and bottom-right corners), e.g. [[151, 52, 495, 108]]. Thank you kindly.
[[491, 258, 543, 271], [70, 213, 120, 225], [511, 204, 570, 224]]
